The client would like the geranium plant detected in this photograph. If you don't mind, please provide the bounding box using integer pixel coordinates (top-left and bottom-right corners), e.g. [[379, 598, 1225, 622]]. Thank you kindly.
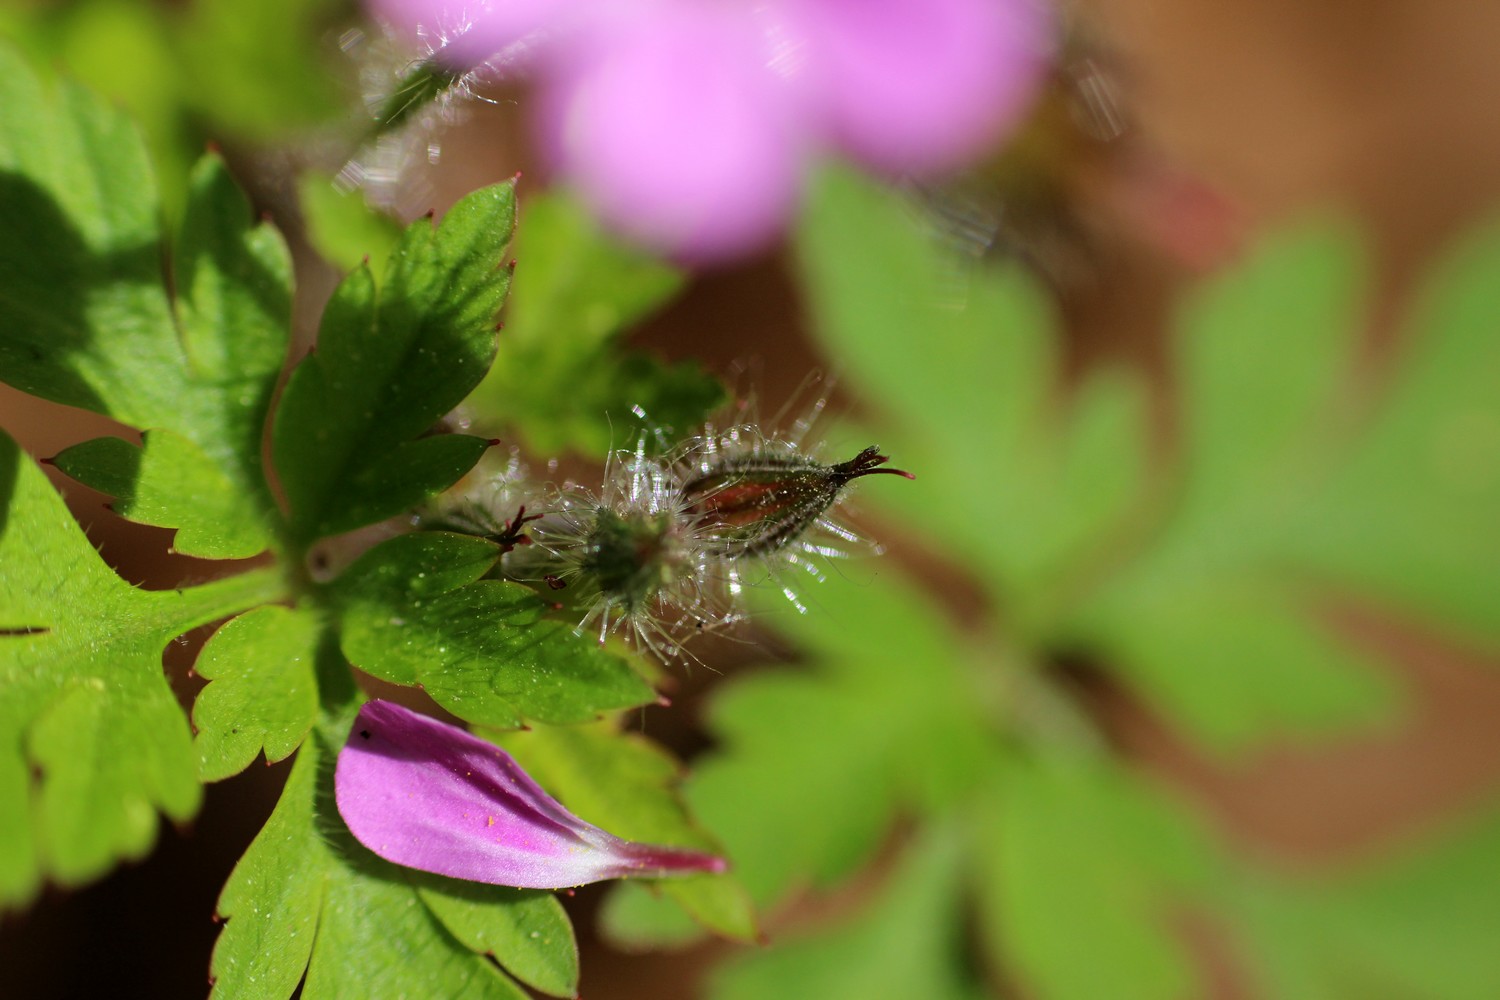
[[3, 4, 1500, 1000]]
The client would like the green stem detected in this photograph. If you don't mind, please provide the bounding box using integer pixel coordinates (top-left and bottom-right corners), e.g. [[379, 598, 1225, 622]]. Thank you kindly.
[[370, 57, 465, 138], [162, 565, 292, 634]]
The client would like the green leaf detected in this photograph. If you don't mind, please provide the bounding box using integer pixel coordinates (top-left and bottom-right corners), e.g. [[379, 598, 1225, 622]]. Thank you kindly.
[[210, 714, 562, 1000], [973, 753, 1221, 1000], [51, 431, 272, 558], [687, 570, 990, 913], [512, 187, 683, 341], [9, 1, 196, 221], [65, 151, 290, 553], [493, 718, 756, 943], [0, 43, 180, 427], [298, 171, 403, 275], [795, 165, 1149, 620], [174, 0, 345, 138], [710, 824, 981, 1000], [272, 182, 516, 542], [596, 881, 716, 951], [0, 432, 287, 906], [173, 154, 292, 416], [333, 532, 655, 726], [415, 877, 579, 997], [1286, 219, 1500, 642], [0, 56, 291, 538], [193, 606, 320, 781], [472, 190, 723, 455], [1063, 225, 1400, 750], [1236, 802, 1500, 1000]]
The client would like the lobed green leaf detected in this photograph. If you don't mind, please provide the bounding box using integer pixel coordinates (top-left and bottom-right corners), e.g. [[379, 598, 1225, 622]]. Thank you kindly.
[[1285, 219, 1500, 642], [0, 55, 291, 551], [0, 432, 286, 907], [1062, 225, 1401, 750], [272, 182, 516, 542], [333, 532, 655, 726], [973, 753, 1222, 1000], [0, 43, 179, 427], [415, 878, 580, 998], [51, 431, 272, 559], [687, 571, 991, 914], [796, 164, 1150, 619], [193, 605, 321, 781]]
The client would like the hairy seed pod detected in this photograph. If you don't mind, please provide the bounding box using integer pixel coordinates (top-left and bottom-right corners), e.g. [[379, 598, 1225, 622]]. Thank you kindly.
[[498, 438, 734, 662], [681, 445, 913, 560], [413, 383, 914, 660]]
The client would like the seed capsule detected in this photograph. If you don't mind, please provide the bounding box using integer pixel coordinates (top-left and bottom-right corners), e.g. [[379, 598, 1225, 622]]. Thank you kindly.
[[680, 446, 913, 560]]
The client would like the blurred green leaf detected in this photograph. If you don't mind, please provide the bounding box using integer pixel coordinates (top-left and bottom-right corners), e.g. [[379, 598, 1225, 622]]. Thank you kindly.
[[1236, 803, 1500, 1000], [272, 182, 515, 542], [687, 570, 990, 913], [0, 2, 195, 215], [0, 433, 286, 908], [210, 716, 559, 1000], [1064, 226, 1401, 750], [796, 165, 1149, 622], [174, 0, 346, 139], [334, 532, 655, 726], [193, 606, 321, 782], [472, 190, 723, 455], [1285, 219, 1500, 641], [710, 823, 981, 1000], [974, 753, 1221, 1000], [299, 172, 404, 275], [495, 717, 757, 942], [798, 171, 1406, 752], [596, 880, 715, 951]]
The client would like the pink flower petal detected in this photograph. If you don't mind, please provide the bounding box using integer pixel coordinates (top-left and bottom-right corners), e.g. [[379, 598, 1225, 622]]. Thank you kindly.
[[335, 700, 726, 889], [369, 0, 588, 73], [791, 0, 1053, 175], [539, 1, 810, 262]]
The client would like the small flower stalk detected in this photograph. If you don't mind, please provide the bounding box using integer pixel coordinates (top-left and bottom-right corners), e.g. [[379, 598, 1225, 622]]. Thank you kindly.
[[335, 700, 726, 888]]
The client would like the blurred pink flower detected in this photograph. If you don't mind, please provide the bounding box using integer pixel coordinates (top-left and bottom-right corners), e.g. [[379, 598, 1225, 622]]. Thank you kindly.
[[335, 700, 725, 888], [373, 0, 1053, 262], [789, 0, 1051, 174]]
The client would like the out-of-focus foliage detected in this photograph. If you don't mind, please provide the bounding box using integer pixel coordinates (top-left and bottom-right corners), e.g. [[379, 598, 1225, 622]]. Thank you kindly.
[[597, 166, 1500, 1000], [298, 171, 404, 275], [1, 0, 349, 219], [471, 191, 725, 457]]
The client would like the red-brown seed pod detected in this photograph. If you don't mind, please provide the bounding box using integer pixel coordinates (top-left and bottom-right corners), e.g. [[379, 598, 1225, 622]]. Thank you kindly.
[[680, 445, 913, 560]]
